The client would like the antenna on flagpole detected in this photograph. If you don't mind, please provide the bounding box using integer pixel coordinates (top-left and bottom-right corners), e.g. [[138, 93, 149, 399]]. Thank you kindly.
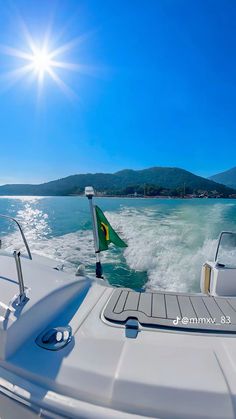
[[85, 186, 103, 279]]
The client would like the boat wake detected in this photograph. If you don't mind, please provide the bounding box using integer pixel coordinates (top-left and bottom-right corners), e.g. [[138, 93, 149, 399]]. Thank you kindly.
[[106, 203, 236, 292], [2, 199, 236, 292]]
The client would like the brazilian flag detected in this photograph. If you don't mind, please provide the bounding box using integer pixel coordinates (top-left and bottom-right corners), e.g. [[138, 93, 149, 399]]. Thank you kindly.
[[95, 205, 127, 251]]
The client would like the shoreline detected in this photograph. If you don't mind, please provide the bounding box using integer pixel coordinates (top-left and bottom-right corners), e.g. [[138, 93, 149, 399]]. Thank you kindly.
[[0, 194, 235, 200]]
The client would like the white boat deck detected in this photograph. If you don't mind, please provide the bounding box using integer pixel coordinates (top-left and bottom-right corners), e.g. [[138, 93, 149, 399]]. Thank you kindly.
[[3, 279, 236, 419], [0, 252, 236, 418]]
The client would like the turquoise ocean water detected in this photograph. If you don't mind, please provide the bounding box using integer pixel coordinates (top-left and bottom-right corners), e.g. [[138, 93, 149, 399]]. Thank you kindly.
[[1, 196, 236, 292]]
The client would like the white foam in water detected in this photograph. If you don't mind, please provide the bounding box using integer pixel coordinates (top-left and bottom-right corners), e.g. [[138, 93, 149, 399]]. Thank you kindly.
[[3, 227, 95, 276], [106, 203, 233, 292], [2, 199, 236, 292]]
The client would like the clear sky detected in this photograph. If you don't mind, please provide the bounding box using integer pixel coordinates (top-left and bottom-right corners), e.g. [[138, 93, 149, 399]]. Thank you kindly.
[[0, 0, 235, 184]]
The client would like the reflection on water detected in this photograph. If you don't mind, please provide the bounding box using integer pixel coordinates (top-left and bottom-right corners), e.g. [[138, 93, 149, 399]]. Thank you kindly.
[[2, 198, 51, 252], [1, 197, 51, 260], [1, 197, 96, 276], [17, 203, 51, 240]]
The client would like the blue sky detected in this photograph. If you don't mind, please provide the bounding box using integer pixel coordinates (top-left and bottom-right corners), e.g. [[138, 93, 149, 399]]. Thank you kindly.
[[0, 0, 235, 184]]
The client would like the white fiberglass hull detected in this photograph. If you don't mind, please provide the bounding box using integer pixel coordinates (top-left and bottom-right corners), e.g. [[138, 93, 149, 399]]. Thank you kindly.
[[1, 251, 236, 418]]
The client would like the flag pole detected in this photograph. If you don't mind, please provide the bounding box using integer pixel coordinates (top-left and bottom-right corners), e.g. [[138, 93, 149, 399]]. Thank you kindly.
[[85, 186, 103, 278]]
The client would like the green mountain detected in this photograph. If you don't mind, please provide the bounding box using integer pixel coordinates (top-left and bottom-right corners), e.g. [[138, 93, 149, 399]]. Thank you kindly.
[[209, 167, 236, 189], [0, 167, 234, 196]]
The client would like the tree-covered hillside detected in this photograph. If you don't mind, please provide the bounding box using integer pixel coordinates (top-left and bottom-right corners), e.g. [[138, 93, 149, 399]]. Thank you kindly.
[[0, 167, 234, 196], [209, 167, 236, 189]]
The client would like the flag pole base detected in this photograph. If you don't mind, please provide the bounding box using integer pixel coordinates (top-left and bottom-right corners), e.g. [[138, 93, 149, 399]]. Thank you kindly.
[[96, 261, 103, 279]]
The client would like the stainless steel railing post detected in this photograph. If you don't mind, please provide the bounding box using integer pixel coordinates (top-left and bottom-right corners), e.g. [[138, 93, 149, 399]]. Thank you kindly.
[[13, 250, 26, 304], [0, 214, 32, 259]]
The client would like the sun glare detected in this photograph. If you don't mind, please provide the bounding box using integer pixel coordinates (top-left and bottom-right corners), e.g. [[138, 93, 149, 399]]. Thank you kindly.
[[32, 49, 52, 75], [0, 22, 94, 99]]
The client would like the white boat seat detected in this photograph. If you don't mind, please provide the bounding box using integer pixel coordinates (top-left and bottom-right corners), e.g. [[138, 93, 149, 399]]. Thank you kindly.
[[104, 288, 236, 333]]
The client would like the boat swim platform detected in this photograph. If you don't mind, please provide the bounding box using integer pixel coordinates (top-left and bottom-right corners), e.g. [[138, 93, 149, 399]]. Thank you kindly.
[[104, 288, 236, 333]]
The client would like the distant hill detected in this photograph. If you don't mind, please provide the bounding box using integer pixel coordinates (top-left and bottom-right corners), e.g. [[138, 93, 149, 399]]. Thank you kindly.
[[209, 167, 236, 189], [0, 167, 234, 196]]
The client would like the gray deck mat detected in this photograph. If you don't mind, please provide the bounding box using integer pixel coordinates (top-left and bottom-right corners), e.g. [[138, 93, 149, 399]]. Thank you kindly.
[[104, 288, 236, 332]]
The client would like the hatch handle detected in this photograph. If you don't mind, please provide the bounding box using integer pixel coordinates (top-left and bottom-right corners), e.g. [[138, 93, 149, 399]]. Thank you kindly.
[[125, 318, 140, 339]]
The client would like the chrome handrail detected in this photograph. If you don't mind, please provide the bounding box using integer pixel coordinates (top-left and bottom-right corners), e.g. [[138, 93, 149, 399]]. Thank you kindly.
[[0, 214, 32, 260], [13, 250, 26, 304]]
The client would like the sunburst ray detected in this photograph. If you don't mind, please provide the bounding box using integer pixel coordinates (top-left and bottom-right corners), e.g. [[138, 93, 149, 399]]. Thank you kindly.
[[0, 21, 96, 99]]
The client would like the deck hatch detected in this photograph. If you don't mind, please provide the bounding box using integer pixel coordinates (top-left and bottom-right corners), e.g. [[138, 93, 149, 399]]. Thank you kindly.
[[104, 289, 236, 332]]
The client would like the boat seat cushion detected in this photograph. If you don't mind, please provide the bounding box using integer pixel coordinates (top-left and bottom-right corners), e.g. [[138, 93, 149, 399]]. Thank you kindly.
[[104, 288, 236, 332]]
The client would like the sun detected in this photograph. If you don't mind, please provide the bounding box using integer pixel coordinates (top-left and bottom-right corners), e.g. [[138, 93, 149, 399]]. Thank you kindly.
[[31, 48, 52, 76], [0, 23, 94, 99]]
